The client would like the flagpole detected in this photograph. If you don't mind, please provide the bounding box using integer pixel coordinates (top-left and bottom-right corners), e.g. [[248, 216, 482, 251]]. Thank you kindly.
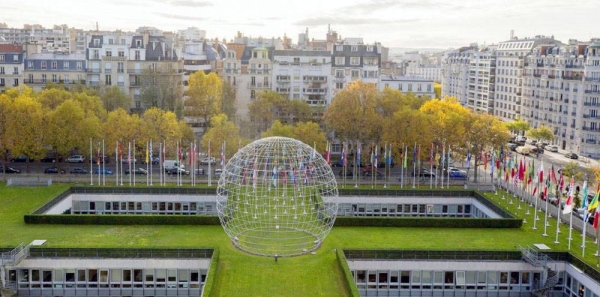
[[429, 143, 433, 189], [115, 142, 118, 186], [128, 142, 132, 186], [412, 142, 416, 189], [440, 144, 444, 189], [150, 140, 153, 186], [89, 138, 93, 185], [146, 141, 149, 186], [447, 145, 451, 189], [383, 142, 387, 189], [208, 139, 212, 187], [97, 141, 100, 186], [400, 144, 404, 188], [354, 142, 359, 188]]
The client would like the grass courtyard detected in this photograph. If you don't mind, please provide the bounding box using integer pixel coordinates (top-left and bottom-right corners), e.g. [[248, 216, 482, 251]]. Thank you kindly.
[[0, 184, 599, 296]]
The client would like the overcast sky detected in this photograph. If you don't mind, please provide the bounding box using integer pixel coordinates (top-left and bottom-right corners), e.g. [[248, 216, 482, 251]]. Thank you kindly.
[[2, 0, 598, 49]]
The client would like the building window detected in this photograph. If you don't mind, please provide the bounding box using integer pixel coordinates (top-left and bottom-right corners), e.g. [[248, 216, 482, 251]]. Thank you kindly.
[[294, 57, 300, 64], [77, 62, 82, 70], [13, 78, 18, 86], [250, 90, 255, 99], [335, 57, 345, 65], [0, 55, 4, 61], [42, 74, 47, 82], [63, 61, 69, 68], [336, 45, 343, 52], [41, 61, 47, 69], [135, 51, 140, 60], [366, 46, 373, 52], [408, 84, 413, 91], [118, 51, 125, 57], [51, 61, 57, 69], [106, 51, 112, 57], [136, 40, 142, 48], [27, 61, 33, 68], [350, 57, 360, 66], [105, 75, 112, 86], [108, 38, 113, 45], [351, 46, 358, 52], [13, 67, 18, 75], [351, 70, 359, 78], [335, 70, 344, 78], [52, 74, 57, 83]]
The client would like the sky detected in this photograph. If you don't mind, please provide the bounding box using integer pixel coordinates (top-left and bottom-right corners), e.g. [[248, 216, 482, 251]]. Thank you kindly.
[[2, 0, 598, 49]]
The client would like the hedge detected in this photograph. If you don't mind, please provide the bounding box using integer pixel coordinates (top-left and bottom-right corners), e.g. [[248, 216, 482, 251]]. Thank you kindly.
[[333, 217, 522, 228], [201, 247, 220, 297], [24, 214, 221, 225], [336, 248, 360, 297]]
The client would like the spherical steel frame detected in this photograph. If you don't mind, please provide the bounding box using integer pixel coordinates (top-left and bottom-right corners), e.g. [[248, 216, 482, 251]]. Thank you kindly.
[[216, 137, 338, 257]]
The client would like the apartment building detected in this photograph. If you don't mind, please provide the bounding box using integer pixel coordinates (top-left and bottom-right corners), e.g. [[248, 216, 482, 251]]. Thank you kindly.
[[0, 44, 25, 92], [493, 36, 556, 121], [522, 40, 600, 158], [85, 32, 183, 110], [23, 53, 87, 91], [379, 75, 435, 98], [272, 50, 332, 106], [181, 40, 225, 88], [441, 46, 473, 106], [331, 40, 382, 94], [0, 24, 73, 53]]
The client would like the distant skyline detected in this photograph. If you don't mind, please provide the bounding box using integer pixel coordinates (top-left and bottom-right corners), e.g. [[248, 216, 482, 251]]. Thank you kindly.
[[2, 0, 598, 48]]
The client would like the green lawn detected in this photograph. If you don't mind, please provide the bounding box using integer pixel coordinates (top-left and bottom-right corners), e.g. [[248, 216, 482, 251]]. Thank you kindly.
[[1, 184, 599, 296]]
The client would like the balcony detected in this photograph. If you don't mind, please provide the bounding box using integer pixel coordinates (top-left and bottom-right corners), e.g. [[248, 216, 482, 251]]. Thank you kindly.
[[586, 139, 598, 144], [572, 112, 576, 116], [303, 76, 327, 82], [585, 90, 600, 94], [130, 81, 141, 87], [584, 102, 600, 106], [583, 114, 598, 119], [562, 75, 581, 81], [102, 56, 127, 62], [249, 69, 270, 74], [548, 74, 556, 79], [104, 69, 112, 74], [334, 76, 345, 82], [89, 81, 99, 86], [582, 127, 600, 133], [86, 68, 101, 73], [224, 69, 239, 74], [533, 74, 541, 78], [23, 79, 47, 85], [303, 88, 328, 94], [276, 76, 290, 82], [585, 77, 600, 82], [248, 82, 270, 89], [562, 122, 567, 127], [276, 88, 290, 93]]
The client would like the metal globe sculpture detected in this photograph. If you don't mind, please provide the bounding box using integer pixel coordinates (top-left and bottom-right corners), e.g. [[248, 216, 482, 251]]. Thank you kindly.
[[216, 137, 339, 257]]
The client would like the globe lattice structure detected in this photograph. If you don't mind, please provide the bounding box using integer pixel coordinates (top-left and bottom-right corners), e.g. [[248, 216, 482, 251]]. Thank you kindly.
[[216, 137, 339, 257]]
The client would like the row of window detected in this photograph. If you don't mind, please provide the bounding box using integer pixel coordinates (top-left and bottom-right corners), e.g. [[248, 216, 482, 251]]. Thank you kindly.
[[15, 268, 207, 288], [72, 201, 215, 215], [0, 54, 19, 62]]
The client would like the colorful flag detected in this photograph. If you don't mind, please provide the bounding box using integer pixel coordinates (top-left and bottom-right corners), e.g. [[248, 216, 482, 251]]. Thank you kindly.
[[594, 209, 600, 230], [466, 152, 471, 169], [588, 187, 599, 211], [357, 143, 361, 168], [403, 146, 408, 168], [341, 143, 346, 167], [387, 144, 393, 166], [562, 176, 575, 214], [325, 142, 330, 164], [581, 180, 589, 209], [220, 142, 225, 166], [374, 145, 378, 168], [145, 142, 149, 164]]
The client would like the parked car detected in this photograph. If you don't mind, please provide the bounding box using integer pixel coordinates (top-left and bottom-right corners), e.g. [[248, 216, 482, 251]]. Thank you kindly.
[[0, 166, 21, 174], [200, 157, 216, 165], [564, 152, 578, 159], [92, 155, 110, 164], [378, 161, 395, 168], [67, 155, 85, 163], [213, 168, 223, 177], [121, 157, 137, 164], [167, 167, 190, 175], [195, 168, 205, 175], [125, 168, 148, 175], [363, 170, 383, 179], [94, 168, 113, 175], [142, 156, 160, 165], [416, 169, 436, 178], [447, 167, 467, 179], [11, 155, 31, 162], [330, 160, 345, 167], [338, 169, 355, 178], [69, 167, 87, 174], [44, 167, 65, 174], [507, 143, 518, 151], [531, 147, 544, 154], [515, 146, 531, 156], [41, 155, 62, 163], [546, 145, 558, 152]]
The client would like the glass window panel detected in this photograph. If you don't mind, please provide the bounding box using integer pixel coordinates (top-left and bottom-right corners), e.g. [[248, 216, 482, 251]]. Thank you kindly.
[[123, 269, 132, 282], [88, 269, 97, 282], [42, 270, 52, 282], [100, 270, 108, 283], [368, 271, 376, 282], [500, 272, 508, 284], [168, 269, 177, 282], [378, 271, 388, 283], [31, 270, 40, 282], [19, 269, 29, 282], [134, 269, 143, 282], [422, 271, 432, 283], [521, 272, 530, 284], [54, 269, 63, 282], [190, 271, 199, 282], [445, 272, 454, 284], [465, 271, 476, 284], [178, 270, 188, 282], [65, 270, 75, 282], [400, 271, 410, 283], [156, 269, 166, 282], [411, 271, 420, 283], [110, 269, 121, 282], [145, 269, 154, 282], [77, 270, 86, 282], [434, 271, 443, 283], [478, 271, 487, 283], [389, 271, 398, 283], [510, 272, 519, 284], [456, 271, 465, 285]]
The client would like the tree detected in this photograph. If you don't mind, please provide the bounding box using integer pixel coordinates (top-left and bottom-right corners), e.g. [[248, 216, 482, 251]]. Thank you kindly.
[[36, 88, 72, 110], [201, 113, 243, 159], [419, 97, 470, 151], [247, 91, 287, 135], [185, 71, 223, 127], [323, 81, 383, 146], [100, 86, 131, 112], [221, 81, 237, 122], [384, 106, 434, 166], [3, 94, 46, 172], [140, 108, 183, 147], [462, 112, 510, 182], [139, 66, 183, 117], [434, 83, 442, 99], [505, 119, 530, 136], [293, 121, 327, 151], [262, 120, 295, 138], [526, 125, 554, 143]]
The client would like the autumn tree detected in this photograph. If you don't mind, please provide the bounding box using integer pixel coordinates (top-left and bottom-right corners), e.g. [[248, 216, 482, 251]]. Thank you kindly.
[[505, 119, 530, 136], [384, 106, 434, 166], [293, 121, 327, 151], [323, 81, 383, 147], [248, 91, 286, 135], [139, 66, 183, 117], [3, 94, 46, 172], [462, 112, 510, 182], [201, 113, 243, 159], [526, 125, 554, 143], [221, 81, 237, 122], [262, 120, 295, 138], [419, 97, 470, 153], [434, 82, 442, 99], [100, 86, 131, 112], [36, 88, 73, 110], [185, 71, 223, 128]]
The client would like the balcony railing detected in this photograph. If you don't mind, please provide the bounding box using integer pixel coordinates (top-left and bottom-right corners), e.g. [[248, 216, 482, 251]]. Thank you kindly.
[[303, 88, 328, 94], [117, 82, 125, 87], [584, 102, 600, 106], [583, 114, 599, 119], [582, 127, 600, 133], [86, 68, 101, 73], [248, 82, 270, 89], [104, 69, 112, 74], [276, 88, 290, 93], [585, 90, 600, 94], [276, 76, 291, 82], [585, 77, 600, 82], [249, 69, 270, 74], [224, 69, 239, 74]]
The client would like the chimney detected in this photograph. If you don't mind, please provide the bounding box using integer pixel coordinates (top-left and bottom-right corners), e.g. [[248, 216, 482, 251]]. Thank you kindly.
[[510, 30, 514, 40]]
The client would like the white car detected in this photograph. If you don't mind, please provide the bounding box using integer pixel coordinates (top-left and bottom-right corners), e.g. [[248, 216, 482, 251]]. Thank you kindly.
[[200, 157, 216, 165], [121, 157, 137, 164], [66, 155, 85, 163], [546, 145, 558, 152]]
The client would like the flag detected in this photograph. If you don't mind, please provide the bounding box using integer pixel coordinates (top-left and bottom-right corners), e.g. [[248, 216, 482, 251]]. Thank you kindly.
[[145, 142, 149, 164], [562, 176, 575, 214], [387, 144, 393, 166], [550, 165, 557, 184], [594, 209, 600, 230], [538, 161, 544, 184], [374, 145, 378, 168], [370, 149, 374, 167], [341, 143, 346, 167], [417, 145, 421, 167], [581, 181, 588, 209], [429, 143, 433, 166], [466, 152, 471, 169], [325, 142, 330, 164], [220, 142, 225, 166], [588, 187, 599, 211], [484, 152, 488, 171], [403, 146, 408, 168], [357, 143, 361, 168]]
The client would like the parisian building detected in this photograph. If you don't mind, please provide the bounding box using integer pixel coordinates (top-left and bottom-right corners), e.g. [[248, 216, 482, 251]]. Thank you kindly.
[[0, 44, 25, 92]]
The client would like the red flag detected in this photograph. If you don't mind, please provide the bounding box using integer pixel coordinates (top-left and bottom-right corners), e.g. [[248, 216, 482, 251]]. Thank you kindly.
[[518, 160, 525, 181], [550, 165, 557, 184], [558, 172, 564, 192], [594, 211, 600, 230], [532, 186, 537, 197]]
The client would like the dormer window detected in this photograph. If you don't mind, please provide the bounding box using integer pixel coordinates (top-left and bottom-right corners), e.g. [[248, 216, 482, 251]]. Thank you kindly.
[[136, 40, 142, 48]]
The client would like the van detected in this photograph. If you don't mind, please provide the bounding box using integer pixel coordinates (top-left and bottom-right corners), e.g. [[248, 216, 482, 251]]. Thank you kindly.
[[163, 160, 185, 171], [515, 146, 531, 155]]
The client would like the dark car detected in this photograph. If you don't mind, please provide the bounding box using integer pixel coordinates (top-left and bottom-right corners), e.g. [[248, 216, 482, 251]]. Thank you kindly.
[[44, 167, 65, 174], [330, 160, 345, 167], [338, 169, 355, 178], [507, 143, 518, 151], [0, 166, 21, 174], [363, 170, 383, 179], [142, 156, 160, 165], [531, 147, 544, 154], [415, 169, 436, 178], [378, 161, 395, 168], [564, 152, 579, 159], [11, 155, 31, 163], [167, 168, 190, 175], [94, 168, 113, 175], [40, 155, 62, 163], [125, 168, 148, 175], [70, 167, 87, 174]]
